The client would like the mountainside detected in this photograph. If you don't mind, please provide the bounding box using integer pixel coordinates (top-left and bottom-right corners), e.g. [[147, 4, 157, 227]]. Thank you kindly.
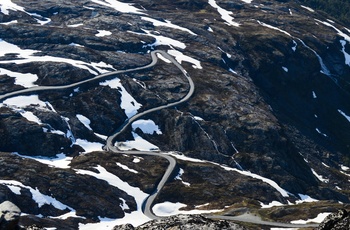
[[0, 0, 350, 229]]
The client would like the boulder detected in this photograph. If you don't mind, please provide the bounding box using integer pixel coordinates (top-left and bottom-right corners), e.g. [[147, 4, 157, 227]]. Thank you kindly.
[[317, 209, 350, 230], [0, 201, 21, 230]]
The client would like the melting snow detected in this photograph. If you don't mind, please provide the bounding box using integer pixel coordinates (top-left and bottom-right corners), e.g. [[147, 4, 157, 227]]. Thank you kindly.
[[300, 5, 315, 12], [0, 20, 17, 25], [167, 152, 290, 197], [0, 179, 73, 211], [75, 139, 103, 153], [341, 165, 350, 171], [257, 20, 291, 36], [152, 201, 223, 217], [298, 38, 332, 77], [0, 39, 115, 75], [134, 30, 186, 49], [90, 0, 144, 15], [208, 0, 240, 27], [0, 0, 51, 25], [226, 167, 290, 197], [260, 201, 284, 209], [175, 168, 190, 186], [0, 67, 38, 88], [296, 194, 318, 204], [312, 169, 329, 183], [292, 40, 297, 51], [340, 40, 350, 67], [1, 95, 48, 108], [291, 212, 331, 224], [193, 116, 204, 121], [315, 19, 350, 42], [14, 152, 72, 169], [116, 132, 159, 151], [95, 30, 112, 37], [338, 109, 350, 123], [76, 114, 92, 130], [156, 53, 172, 63], [132, 119, 162, 134], [141, 17, 196, 35], [116, 162, 138, 174], [167, 49, 202, 69], [67, 23, 84, 28], [100, 78, 142, 118], [316, 128, 327, 137], [0, 0, 25, 15], [76, 165, 151, 228]]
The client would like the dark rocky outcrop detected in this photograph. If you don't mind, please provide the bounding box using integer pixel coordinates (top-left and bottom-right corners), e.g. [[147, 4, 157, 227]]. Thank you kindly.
[[317, 209, 350, 230], [113, 214, 245, 230]]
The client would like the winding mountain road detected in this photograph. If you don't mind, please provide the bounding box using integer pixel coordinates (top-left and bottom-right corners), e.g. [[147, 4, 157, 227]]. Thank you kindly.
[[0, 50, 319, 228]]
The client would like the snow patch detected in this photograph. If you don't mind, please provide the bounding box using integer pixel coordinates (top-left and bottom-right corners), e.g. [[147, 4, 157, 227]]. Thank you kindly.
[[132, 119, 162, 134], [141, 17, 196, 35], [14, 152, 72, 169], [316, 128, 327, 137], [301, 5, 315, 12], [100, 78, 142, 118], [208, 0, 240, 27], [153, 201, 223, 217], [76, 165, 151, 228], [312, 168, 329, 183], [135, 30, 186, 49], [67, 23, 84, 28], [76, 114, 92, 130], [315, 19, 350, 42], [296, 194, 318, 204], [95, 30, 112, 37], [167, 49, 202, 69], [75, 139, 103, 153], [227, 167, 290, 197], [241, 0, 253, 3], [292, 40, 297, 52], [338, 109, 350, 123], [0, 179, 73, 211], [340, 40, 350, 67], [90, 0, 144, 15], [116, 162, 138, 174], [0, 39, 115, 75], [0, 20, 17, 25], [291, 212, 331, 224], [20, 111, 42, 124], [175, 168, 190, 186], [312, 91, 317, 99], [257, 20, 291, 36], [260, 201, 284, 209], [1, 95, 48, 108], [282, 66, 288, 72], [116, 132, 159, 151]]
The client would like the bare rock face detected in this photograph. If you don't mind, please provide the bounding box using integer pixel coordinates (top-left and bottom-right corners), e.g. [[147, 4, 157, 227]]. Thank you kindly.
[[113, 215, 245, 230], [0, 201, 21, 230], [317, 209, 350, 230]]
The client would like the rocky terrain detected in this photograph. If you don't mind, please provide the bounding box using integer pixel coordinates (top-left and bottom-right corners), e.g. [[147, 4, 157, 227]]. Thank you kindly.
[[0, 0, 350, 229]]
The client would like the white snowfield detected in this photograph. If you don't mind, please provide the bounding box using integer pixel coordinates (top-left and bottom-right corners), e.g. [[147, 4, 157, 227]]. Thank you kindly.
[[208, 0, 240, 27], [0, 39, 115, 76]]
